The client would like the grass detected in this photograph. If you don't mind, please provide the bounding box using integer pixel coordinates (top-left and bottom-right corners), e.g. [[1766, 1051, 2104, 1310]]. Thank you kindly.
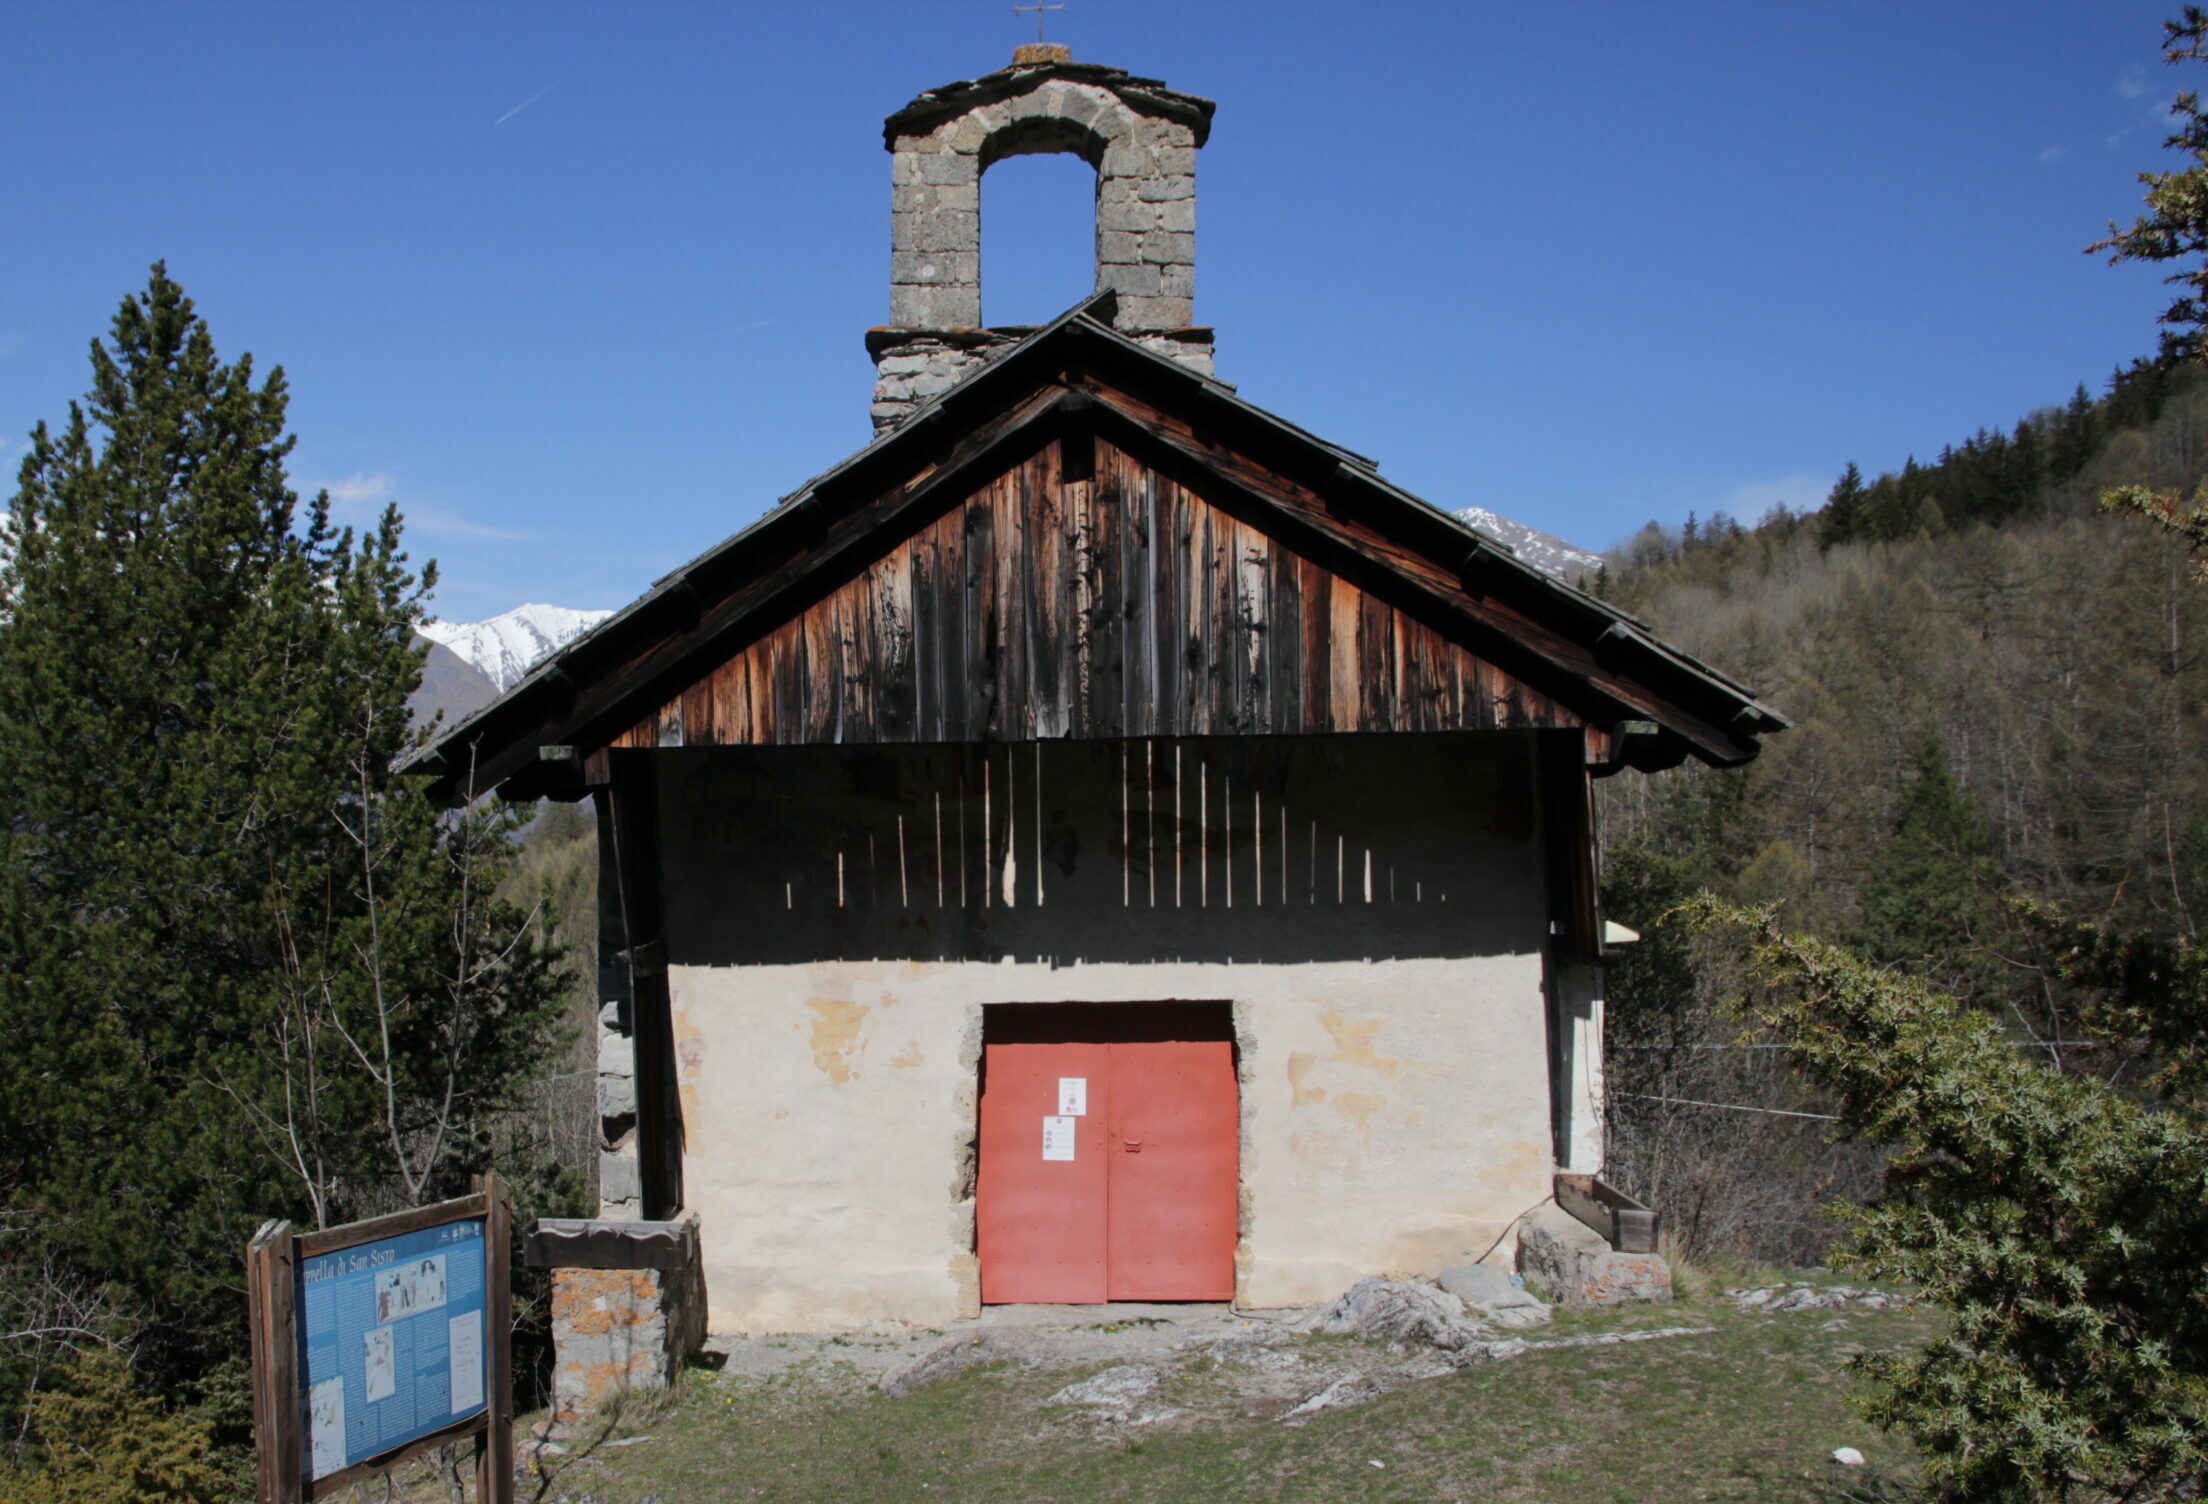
[[391, 1282, 1933, 1504]]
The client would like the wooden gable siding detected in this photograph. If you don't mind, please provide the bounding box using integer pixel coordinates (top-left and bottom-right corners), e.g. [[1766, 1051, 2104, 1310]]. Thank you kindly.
[[612, 436, 1602, 751]]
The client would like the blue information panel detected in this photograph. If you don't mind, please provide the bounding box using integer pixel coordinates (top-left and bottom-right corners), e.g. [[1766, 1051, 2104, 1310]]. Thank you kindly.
[[296, 1218, 489, 1481]]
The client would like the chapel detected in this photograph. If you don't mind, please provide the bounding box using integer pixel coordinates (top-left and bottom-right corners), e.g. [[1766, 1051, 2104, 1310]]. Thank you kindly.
[[409, 48, 1783, 1331]]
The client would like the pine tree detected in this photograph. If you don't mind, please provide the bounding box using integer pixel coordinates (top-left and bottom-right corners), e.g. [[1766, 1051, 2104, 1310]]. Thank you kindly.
[[1856, 734, 2007, 1000], [1818, 461, 1867, 547], [2094, 7, 2208, 365], [1689, 899, 2208, 1504], [0, 267, 565, 1397]]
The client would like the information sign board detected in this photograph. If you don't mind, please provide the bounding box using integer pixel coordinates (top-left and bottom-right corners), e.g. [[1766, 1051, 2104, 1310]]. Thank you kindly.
[[299, 1217, 487, 1478], [248, 1177, 512, 1504]]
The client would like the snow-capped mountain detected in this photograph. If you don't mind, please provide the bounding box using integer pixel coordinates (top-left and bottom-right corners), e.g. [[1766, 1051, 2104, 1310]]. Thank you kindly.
[[1454, 507, 1605, 583], [419, 603, 612, 692]]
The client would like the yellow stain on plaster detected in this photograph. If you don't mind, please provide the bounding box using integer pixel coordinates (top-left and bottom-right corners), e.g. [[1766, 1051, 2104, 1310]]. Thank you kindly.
[[672, 1011, 706, 1077], [672, 1012, 707, 1122], [1286, 1053, 1329, 1108], [1332, 1091, 1387, 1142], [774, 1108, 790, 1120], [1320, 1012, 1398, 1074], [886, 1042, 924, 1070], [1287, 1012, 1399, 1114], [805, 997, 867, 1084]]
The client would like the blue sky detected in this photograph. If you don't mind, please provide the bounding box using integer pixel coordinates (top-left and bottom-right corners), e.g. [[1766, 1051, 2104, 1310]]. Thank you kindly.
[[0, 2, 2190, 620]]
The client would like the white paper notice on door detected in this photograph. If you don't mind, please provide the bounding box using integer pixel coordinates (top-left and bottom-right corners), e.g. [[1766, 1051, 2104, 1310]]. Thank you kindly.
[[1042, 1115, 1076, 1161], [1057, 1077, 1087, 1116]]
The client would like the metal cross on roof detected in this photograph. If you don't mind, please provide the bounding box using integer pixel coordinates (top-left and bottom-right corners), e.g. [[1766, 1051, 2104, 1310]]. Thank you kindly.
[[1012, 1, 1065, 43]]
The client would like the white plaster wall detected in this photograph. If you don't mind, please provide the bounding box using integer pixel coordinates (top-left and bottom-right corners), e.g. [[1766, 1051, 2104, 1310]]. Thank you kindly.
[[671, 953, 1553, 1333], [1553, 961, 1607, 1174]]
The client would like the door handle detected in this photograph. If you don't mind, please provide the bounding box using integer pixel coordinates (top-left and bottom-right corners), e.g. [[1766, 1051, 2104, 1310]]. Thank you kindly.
[[1123, 1140, 1142, 1153]]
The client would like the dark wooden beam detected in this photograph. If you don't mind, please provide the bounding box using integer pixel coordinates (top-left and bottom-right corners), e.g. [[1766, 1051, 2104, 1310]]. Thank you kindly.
[[600, 755, 683, 1221]]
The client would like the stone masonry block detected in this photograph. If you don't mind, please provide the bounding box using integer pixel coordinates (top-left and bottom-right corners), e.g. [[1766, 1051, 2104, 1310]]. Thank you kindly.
[[1517, 1205, 1672, 1307], [949, 113, 990, 155], [891, 250, 978, 285], [1160, 264, 1195, 299], [889, 283, 982, 328], [1141, 230, 1195, 265], [599, 1031, 633, 1078], [1155, 197, 1196, 233], [877, 352, 932, 375], [891, 150, 923, 185], [1098, 262, 1162, 298], [1055, 86, 1107, 130], [598, 1152, 639, 1207], [891, 183, 937, 214], [1134, 333, 1216, 377], [1099, 199, 1159, 234], [1097, 230, 1143, 265], [917, 151, 979, 186], [1097, 176, 1138, 206], [1149, 146, 1198, 176], [1137, 175, 1195, 203], [933, 182, 979, 212], [907, 209, 979, 253], [1132, 116, 1194, 149], [1115, 295, 1190, 330], [1090, 102, 1137, 143], [1100, 140, 1157, 178], [596, 1072, 636, 1121], [1014, 82, 1068, 120], [547, 1244, 707, 1423]]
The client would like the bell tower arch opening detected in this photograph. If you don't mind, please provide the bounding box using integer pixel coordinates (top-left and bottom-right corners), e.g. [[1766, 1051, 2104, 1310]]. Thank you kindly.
[[869, 49, 1217, 431], [981, 149, 1102, 329]]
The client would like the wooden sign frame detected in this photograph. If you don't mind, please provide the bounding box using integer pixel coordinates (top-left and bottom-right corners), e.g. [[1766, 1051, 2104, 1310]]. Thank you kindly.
[[247, 1174, 514, 1503]]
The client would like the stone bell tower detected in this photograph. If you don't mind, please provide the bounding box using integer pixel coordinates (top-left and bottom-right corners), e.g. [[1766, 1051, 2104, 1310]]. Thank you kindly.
[[868, 46, 1218, 430]]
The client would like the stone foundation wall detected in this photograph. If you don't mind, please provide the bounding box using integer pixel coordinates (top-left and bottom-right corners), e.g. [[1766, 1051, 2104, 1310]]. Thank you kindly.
[[548, 1256, 705, 1422]]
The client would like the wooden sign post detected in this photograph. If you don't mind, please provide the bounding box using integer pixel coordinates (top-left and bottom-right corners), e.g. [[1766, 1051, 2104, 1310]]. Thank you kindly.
[[247, 1175, 514, 1503]]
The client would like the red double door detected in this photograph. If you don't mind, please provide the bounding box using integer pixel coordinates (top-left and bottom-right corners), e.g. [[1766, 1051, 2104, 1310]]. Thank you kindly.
[[977, 1025, 1238, 1303]]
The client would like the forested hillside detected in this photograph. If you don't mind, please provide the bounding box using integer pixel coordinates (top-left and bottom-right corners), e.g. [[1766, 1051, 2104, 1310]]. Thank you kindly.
[[1597, 358, 2208, 1262]]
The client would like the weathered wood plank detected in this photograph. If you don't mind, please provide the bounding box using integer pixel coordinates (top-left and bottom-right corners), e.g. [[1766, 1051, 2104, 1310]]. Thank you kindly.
[[607, 435, 1607, 749]]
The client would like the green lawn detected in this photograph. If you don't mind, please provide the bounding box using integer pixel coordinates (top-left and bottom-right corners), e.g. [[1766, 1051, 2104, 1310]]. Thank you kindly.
[[420, 1286, 1931, 1504]]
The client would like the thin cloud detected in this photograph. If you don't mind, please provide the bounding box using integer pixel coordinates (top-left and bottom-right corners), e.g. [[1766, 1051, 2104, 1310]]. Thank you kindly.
[[404, 507, 533, 542], [1723, 472, 1829, 521], [319, 471, 394, 504], [494, 84, 558, 127], [310, 471, 530, 541], [2119, 68, 2152, 101], [2039, 144, 2070, 165]]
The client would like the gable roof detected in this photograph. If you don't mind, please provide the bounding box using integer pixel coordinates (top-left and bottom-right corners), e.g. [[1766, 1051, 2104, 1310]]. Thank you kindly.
[[403, 292, 1786, 805]]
